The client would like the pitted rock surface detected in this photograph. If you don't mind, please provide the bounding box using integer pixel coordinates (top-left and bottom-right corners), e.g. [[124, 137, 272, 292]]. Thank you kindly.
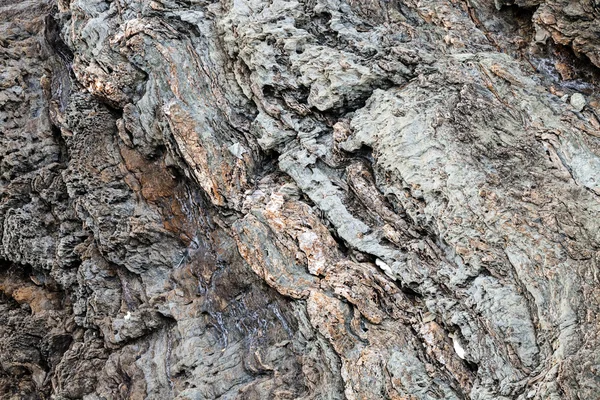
[[1, 0, 600, 399]]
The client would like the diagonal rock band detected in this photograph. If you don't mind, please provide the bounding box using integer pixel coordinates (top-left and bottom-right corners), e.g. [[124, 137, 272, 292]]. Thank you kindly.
[[1, 0, 599, 399]]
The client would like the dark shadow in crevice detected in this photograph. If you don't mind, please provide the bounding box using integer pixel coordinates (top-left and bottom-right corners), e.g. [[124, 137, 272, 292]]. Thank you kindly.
[[529, 39, 600, 94], [44, 9, 73, 64], [50, 124, 69, 164]]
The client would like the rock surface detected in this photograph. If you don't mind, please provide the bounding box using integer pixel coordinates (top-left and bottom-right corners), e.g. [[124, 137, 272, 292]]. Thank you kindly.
[[1, 0, 600, 399]]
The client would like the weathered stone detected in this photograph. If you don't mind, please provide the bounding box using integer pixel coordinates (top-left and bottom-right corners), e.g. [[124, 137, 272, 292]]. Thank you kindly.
[[570, 92, 586, 112], [2, 0, 600, 399]]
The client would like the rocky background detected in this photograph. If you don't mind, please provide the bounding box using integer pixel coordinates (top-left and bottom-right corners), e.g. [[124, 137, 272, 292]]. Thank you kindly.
[[1, 0, 600, 399]]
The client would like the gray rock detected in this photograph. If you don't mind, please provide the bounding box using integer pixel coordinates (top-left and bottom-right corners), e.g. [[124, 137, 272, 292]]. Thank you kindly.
[[570, 92, 586, 112], [2, 0, 600, 399]]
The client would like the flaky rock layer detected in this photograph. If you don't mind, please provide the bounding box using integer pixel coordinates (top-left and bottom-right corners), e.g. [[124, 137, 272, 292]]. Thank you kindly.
[[1, 0, 600, 399]]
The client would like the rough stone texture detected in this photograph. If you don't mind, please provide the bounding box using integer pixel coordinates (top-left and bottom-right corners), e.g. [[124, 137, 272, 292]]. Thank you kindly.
[[530, 0, 600, 67], [1, 0, 600, 399]]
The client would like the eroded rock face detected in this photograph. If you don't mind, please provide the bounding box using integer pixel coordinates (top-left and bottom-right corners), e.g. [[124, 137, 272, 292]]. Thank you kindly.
[[1, 0, 600, 399], [530, 1, 600, 68]]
